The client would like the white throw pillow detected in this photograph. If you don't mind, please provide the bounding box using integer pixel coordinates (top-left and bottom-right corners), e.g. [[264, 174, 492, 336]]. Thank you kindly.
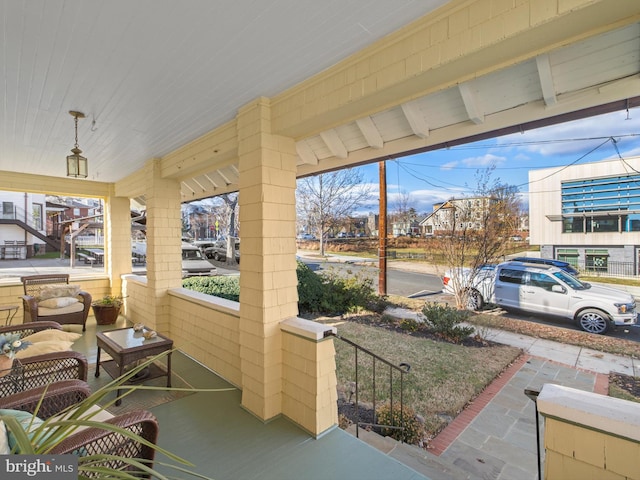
[[22, 329, 82, 344], [38, 297, 79, 309], [15, 340, 74, 359]]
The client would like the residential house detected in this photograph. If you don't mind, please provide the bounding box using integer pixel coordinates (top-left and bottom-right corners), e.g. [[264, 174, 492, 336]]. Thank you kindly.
[[0, 3, 639, 478], [0, 191, 48, 258], [529, 156, 640, 275], [419, 197, 497, 236]]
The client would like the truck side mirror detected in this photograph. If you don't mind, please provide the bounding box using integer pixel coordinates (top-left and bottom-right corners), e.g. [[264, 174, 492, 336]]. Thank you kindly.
[[551, 285, 565, 294]]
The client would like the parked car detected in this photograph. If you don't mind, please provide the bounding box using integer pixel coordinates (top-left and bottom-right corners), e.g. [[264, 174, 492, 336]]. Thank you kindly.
[[297, 233, 316, 240], [182, 243, 217, 278], [204, 237, 240, 262], [510, 257, 579, 276], [442, 261, 637, 334]]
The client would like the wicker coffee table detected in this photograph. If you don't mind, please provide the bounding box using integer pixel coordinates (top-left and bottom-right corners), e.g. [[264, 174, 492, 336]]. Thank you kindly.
[[95, 326, 173, 406]]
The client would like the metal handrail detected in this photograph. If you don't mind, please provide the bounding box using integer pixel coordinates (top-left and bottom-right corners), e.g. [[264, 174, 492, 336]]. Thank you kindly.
[[325, 330, 411, 441]]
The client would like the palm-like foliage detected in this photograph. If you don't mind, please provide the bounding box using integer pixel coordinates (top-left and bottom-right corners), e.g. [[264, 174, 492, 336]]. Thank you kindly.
[[2, 351, 234, 479]]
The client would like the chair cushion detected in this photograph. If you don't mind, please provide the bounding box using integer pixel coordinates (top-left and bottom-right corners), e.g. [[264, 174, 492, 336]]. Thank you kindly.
[[0, 420, 9, 454], [38, 297, 80, 309], [37, 302, 85, 317], [36, 285, 81, 302], [0, 409, 47, 451], [22, 329, 82, 344], [15, 340, 74, 359]]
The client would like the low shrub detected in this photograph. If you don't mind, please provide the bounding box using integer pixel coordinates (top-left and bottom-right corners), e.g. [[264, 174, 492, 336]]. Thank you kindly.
[[375, 402, 423, 444], [297, 261, 325, 313], [183, 261, 384, 316], [182, 276, 240, 301], [421, 302, 475, 343]]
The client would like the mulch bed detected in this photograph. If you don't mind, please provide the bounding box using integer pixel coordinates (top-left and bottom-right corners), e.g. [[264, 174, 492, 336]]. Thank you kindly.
[[609, 372, 640, 399]]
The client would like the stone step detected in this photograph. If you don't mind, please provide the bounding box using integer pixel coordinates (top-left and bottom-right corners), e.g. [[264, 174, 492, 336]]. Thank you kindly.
[[346, 426, 471, 480]]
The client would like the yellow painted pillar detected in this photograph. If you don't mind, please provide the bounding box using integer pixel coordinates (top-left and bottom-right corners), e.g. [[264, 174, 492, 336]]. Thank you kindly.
[[237, 97, 298, 421], [103, 188, 132, 297], [144, 159, 182, 333]]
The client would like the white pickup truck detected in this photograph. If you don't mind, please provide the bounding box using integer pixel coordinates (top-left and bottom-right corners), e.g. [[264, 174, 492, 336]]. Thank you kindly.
[[443, 260, 637, 334]]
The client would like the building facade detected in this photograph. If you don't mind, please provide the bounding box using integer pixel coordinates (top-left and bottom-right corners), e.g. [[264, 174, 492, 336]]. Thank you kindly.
[[529, 156, 640, 275], [419, 197, 496, 236]]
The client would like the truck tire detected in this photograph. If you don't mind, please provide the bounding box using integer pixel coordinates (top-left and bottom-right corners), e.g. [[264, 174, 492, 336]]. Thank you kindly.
[[576, 309, 610, 334], [467, 289, 484, 311], [213, 252, 221, 261]]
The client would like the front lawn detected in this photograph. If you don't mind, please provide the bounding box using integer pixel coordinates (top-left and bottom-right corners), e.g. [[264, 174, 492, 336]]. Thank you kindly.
[[319, 315, 522, 444]]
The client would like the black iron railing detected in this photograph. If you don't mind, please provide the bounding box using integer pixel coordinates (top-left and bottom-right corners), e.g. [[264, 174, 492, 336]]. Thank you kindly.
[[325, 330, 411, 441], [525, 388, 542, 480]]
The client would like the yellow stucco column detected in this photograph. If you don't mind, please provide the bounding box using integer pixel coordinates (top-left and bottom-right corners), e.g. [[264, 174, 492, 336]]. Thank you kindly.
[[237, 97, 298, 421], [103, 188, 132, 296], [144, 159, 182, 333]]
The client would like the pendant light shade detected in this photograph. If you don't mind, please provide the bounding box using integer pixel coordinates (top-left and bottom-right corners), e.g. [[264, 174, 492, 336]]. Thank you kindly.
[[67, 111, 88, 178]]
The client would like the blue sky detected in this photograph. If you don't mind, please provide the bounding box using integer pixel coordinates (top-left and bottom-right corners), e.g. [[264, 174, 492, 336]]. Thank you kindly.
[[354, 107, 640, 216]]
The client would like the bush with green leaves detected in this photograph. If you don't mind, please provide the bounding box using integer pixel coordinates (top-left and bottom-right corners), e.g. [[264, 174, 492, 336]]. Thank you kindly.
[[317, 267, 384, 315], [421, 302, 475, 343], [183, 276, 240, 301], [296, 261, 325, 313], [183, 261, 386, 316], [375, 402, 423, 444]]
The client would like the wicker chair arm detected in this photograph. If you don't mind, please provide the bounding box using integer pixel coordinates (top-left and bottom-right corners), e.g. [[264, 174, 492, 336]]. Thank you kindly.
[[0, 379, 91, 419], [78, 291, 92, 308], [51, 409, 159, 467], [19, 350, 89, 383], [0, 320, 62, 338]]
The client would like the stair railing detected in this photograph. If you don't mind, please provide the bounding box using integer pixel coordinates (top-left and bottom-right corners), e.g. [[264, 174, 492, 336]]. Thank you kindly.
[[325, 330, 411, 441]]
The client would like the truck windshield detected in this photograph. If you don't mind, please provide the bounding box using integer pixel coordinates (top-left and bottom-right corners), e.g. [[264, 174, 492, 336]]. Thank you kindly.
[[552, 270, 586, 290]]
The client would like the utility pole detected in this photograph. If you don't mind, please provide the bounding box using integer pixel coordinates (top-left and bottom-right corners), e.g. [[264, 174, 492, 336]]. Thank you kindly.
[[378, 161, 387, 295]]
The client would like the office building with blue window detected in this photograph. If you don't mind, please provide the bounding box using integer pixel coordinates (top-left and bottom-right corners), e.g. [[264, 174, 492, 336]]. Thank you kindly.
[[529, 157, 640, 276]]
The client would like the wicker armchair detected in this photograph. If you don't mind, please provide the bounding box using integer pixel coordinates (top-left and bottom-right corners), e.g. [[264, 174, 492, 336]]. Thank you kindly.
[[0, 321, 88, 397], [0, 379, 159, 478], [20, 274, 92, 331], [0, 379, 91, 418]]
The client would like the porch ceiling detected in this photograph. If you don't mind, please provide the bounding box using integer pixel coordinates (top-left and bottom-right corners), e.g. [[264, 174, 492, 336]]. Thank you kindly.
[[1, 2, 640, 203]]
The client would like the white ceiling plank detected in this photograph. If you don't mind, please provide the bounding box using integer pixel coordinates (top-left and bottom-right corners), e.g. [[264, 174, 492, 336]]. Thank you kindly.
[[296, 140, 318, 165], [458, 83, 485, 124], [320, 129, 349, 159], [536, 54, 558, 106], [355, 117, 384, 148], [400, 102, 430, 138]]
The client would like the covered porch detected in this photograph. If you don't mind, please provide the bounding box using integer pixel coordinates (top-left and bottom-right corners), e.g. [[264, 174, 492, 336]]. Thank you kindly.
[[75, 317, 426, 480], [1, 1, 640, 478]]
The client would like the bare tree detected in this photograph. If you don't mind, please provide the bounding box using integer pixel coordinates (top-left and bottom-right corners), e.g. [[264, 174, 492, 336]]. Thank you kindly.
[[437, 167, 521, 309], [297, 168, 372, 256], [221, 193, 239, 265]]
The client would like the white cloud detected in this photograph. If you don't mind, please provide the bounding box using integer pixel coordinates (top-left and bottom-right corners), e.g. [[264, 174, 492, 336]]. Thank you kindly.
[[440, 161, 458, 170], [461, 153, 506, 167]]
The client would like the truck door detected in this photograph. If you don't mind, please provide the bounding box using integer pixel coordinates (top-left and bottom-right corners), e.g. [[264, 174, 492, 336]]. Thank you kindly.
[[522, 271, 570, 316], [495, 267, 525, 308]]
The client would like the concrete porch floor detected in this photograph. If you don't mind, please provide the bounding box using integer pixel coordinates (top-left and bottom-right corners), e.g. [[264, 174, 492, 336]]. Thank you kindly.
[[73, 316, 429, 480]]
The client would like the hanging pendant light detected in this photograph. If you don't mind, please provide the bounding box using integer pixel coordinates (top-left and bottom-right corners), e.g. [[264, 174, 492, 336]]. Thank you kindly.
[[67, 111, 88, 178]]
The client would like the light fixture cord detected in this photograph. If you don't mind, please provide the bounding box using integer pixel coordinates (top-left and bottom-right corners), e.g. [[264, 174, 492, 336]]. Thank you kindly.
[[74, 115, 80, 149]]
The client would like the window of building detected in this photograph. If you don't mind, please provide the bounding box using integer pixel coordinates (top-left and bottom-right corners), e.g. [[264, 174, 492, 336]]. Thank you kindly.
[[561, 174, 640, 233], [585, 249, 608, 272], [556, 248, 579, 267], [32, 203, 43, 230]]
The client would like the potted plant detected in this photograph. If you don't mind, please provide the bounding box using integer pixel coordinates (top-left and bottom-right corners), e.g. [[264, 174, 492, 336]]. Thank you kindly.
[[91, 295, 124, 325]]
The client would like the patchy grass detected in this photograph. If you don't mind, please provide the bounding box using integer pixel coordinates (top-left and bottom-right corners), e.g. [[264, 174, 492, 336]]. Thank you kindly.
[[323, 317, 522, 442]]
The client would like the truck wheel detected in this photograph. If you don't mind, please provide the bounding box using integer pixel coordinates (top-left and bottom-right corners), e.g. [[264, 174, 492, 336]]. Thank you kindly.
[[213, 252, 221, 261], [576, 309, 610, 334], [467, 289, 484, 311]]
